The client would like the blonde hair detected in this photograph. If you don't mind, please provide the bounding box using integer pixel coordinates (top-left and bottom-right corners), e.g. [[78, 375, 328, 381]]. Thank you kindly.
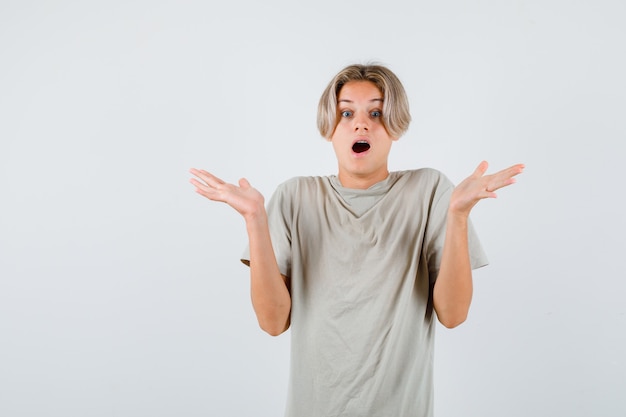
[[317, 64, 411, 139]]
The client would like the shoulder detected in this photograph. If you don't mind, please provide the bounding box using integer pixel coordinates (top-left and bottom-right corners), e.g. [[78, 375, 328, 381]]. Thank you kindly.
[[270, 176, 333, 202], [275, 175, 332, 192], [267, 176, 333, 217], [391, 168, 454, 191]]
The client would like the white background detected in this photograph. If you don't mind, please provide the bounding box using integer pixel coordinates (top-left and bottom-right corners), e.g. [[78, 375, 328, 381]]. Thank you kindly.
[[1, 1, 624, 416]]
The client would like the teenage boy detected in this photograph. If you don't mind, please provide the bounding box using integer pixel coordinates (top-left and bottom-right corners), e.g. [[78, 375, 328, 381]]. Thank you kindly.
[[190, 64, 524, 417]]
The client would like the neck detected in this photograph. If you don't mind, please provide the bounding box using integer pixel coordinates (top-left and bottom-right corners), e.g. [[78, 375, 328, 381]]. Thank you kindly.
[[337, 170, 389, 189]]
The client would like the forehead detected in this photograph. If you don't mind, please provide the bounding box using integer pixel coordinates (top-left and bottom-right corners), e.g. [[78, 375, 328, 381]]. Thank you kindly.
[[337, 81, 383, 102]]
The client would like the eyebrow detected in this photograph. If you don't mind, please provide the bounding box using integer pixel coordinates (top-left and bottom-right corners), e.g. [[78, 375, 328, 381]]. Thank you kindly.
[[338, 98, 383, 103]]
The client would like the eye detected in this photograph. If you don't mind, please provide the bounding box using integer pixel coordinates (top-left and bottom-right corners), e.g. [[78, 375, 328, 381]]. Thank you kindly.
[[341, 110, 353, 118], [370, 110, 382, 118]]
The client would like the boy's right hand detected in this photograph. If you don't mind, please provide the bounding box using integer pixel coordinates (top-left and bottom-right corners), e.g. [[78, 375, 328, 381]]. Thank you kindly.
[[189, 168, 265, 220]]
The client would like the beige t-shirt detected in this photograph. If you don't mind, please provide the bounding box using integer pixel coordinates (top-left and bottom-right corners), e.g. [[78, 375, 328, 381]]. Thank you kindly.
[[242, 168, 488, 417]]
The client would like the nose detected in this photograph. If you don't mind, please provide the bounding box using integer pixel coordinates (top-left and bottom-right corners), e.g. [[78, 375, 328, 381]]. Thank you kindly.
[[353, 112, 369, 132]]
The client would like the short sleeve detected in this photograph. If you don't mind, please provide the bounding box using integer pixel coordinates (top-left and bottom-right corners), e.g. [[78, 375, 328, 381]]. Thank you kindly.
[[240, 180, 294, 277]]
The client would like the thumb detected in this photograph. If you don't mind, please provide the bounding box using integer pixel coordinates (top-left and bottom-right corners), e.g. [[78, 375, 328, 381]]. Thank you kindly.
[[473, 160, 489, 178], [238, 178, 251, 189]]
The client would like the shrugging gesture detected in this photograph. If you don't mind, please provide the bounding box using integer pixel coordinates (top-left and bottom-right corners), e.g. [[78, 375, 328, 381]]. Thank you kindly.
[[191, 63, 526, 416]]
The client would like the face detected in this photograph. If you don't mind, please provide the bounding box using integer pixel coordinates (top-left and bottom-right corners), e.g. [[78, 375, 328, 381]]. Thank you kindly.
[[330, 81, 398, 189]]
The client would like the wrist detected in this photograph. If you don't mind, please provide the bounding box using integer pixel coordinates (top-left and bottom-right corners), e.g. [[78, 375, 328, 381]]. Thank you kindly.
[[446, 209, 470, 225], [244, 205, 268, 229]]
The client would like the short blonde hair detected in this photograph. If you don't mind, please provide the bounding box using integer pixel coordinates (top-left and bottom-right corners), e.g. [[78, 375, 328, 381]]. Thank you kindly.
[[317, 64, 411, 139]]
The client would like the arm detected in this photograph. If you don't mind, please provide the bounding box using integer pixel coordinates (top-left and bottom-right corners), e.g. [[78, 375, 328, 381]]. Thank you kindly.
[[245, 210, 292, 336], [190, 169, 291, 336], [433, 161, 524, 328]]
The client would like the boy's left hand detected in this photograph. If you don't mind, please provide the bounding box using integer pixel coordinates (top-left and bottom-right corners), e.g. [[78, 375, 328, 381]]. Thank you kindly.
[[449, 161, 525, 217]]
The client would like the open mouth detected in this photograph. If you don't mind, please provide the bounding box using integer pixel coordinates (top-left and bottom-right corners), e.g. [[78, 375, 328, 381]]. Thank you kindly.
[[352, 140, 371, 153]]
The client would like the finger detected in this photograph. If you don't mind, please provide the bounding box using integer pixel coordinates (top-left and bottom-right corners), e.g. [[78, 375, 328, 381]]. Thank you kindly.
[[486, 164, 524, 192], [191, 179, 228, 202], [190, 169, 225, 188], [189, 178, 215, 196], [494, 163, 525, 179], [485, 178, 515, 193], [189, 177, 210, 190], [496, 163, 525, 182]]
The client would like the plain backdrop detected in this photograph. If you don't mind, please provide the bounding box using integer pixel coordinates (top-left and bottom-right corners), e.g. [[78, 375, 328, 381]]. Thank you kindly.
[[1, 1, 624, 416]]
